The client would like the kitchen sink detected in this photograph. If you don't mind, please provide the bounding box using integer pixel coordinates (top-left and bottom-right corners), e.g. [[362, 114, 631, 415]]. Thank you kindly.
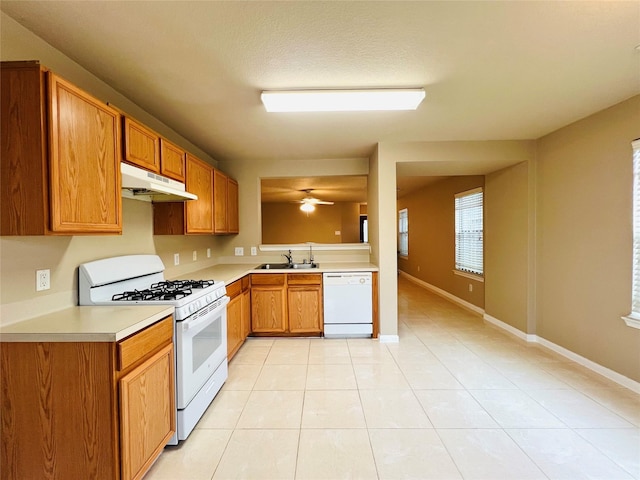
[[257, 263, 290, 269], [257, 262, 319, 270]]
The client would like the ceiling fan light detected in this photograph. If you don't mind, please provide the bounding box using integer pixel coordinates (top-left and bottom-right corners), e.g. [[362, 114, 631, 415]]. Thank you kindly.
[[261, 88, 425, 112], [300, 202, 315, 213]]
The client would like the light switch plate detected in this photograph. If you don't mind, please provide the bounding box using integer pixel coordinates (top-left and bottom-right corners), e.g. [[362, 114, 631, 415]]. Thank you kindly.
[[207, 248, 211, 258], [251, 246, 257, 256], [174, 253, 180, 265], [193, 250, 197, 261]]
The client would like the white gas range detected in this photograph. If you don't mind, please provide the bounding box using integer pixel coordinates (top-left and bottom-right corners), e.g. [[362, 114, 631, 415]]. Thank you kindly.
[[78, 254, 229, 445]]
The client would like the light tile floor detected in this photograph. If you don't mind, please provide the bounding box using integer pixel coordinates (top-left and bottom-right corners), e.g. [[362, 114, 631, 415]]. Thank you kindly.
[[146, 276, 640, 479]]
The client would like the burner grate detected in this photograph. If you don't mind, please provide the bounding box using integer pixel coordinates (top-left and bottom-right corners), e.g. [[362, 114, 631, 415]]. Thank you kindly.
[[112, 287, 192, 301], [151, 280, 216, 290], [110, 279, 218, 302]]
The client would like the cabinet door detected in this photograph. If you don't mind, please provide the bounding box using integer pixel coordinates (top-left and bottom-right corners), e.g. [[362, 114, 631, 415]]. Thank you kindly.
[[48, 73, 122, 233], [123, 117, 160, 173], [159, 138, 185, 182], [241, 289, 251, 338], [120, 343, 175, 480], [227, 178, 239, 234], [185, 153, 213, 233], [288, 286, 323, 334], [213, 169, 228, 234], [251, 287, 287, 333], [226, 291, 243, 360]]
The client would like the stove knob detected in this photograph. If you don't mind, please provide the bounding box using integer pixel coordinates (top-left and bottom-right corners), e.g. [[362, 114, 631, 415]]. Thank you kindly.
[[189, 304, 196, 314]]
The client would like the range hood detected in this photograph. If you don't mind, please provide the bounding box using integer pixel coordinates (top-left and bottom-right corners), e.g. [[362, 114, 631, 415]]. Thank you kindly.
[[120, 162, 198, 202]]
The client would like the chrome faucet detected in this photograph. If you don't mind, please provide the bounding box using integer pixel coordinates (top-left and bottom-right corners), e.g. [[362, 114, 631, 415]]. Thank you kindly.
[[283, 249, 293, 265], [308, 244, 314, 264]]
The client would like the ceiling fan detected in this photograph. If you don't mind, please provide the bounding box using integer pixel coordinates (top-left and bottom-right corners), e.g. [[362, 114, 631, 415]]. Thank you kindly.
[[296, 189, 334, 212], [298, 189, 334, 206]]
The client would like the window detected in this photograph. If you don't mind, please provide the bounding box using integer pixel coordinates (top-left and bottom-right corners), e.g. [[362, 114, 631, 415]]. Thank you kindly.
[[624, 140, 640, 329], [398, 208, 408, 257], [455, 188, 483, 276]]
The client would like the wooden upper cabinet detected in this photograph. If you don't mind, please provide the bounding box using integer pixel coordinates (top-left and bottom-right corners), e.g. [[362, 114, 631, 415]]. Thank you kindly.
[[122, 116, 186, 183], [213, 169, 228, 234], [1, 61, 122, 235], [49, 74, 122, 234], [228, 178, 239, 234], [123, 117, 160, 173], [185, 153, 213, 233], [159, 138, 185, 182], [213, 169, 239, 235]]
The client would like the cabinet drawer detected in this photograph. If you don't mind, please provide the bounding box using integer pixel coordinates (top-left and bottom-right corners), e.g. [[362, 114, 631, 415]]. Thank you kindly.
[[118, 316, 173, 371], [226, 279, 242, 299], [287, 273, 322, 285], [251, 273, 285, 286]]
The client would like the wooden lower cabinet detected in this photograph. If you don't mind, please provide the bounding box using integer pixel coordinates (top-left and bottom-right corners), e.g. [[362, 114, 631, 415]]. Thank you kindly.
[[241, 280, 251, 338], [287, 274, 322, 334], [120, 343, 174, 480], [251, 275, 287, 334], [250, 273, 322, 336], [227, 276, 251, 361], [0, 316, 175, 480]]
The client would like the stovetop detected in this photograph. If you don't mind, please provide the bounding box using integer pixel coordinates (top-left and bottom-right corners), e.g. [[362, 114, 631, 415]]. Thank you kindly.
[[112, 280, 218, 302], [78, 255, 227, 321]]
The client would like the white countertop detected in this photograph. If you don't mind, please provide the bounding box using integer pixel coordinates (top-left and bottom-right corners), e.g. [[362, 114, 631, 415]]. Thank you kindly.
[[0, 305, 174, 342], [1, 262, 377, 343], [175, 262, 379, 285]]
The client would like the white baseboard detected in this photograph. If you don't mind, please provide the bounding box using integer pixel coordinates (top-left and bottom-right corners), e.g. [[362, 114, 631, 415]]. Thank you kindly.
[[483, 313, 640, 394], [399, 271, 484, 315], [533, 335, 640, 394], [483, 313, 537, 342], [400, 270, 640, 393], [378, 334, 400, 343]]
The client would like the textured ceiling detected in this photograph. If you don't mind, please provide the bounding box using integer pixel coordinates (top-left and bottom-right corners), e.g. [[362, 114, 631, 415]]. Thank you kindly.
[[2, 1, 639, 180], [261, 176, 368, 203]]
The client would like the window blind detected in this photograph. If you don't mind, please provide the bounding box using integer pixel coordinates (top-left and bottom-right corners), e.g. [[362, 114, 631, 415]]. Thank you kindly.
[[455, 188, 483, 275], [632, 140, 640, 316], [398, 208, 408, 257]]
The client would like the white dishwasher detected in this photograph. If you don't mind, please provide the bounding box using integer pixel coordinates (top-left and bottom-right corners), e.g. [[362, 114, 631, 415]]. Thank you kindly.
[[323, 272, 373, 338]]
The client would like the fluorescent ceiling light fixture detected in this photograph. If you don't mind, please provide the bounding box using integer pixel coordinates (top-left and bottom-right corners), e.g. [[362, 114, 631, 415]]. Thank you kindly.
[[261, 88, 425, 112]]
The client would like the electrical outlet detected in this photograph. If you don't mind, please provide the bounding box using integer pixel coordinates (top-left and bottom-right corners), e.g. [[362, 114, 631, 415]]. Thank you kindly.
[[36, 269, 50, 291], [234, 247, 244, 256], [192, 250, 197, 261], [207, 248, 211, 258], [174, 253, 180, 266], [469, 283, 473, 292], [250, 246, 257, 256]]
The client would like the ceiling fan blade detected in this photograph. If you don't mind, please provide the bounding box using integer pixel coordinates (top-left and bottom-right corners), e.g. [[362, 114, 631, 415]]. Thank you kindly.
[[301, 197, 334, 205]]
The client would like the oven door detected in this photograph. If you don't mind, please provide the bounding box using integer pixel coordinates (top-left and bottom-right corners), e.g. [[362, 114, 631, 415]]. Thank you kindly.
[[175, 295, 229, 409]]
